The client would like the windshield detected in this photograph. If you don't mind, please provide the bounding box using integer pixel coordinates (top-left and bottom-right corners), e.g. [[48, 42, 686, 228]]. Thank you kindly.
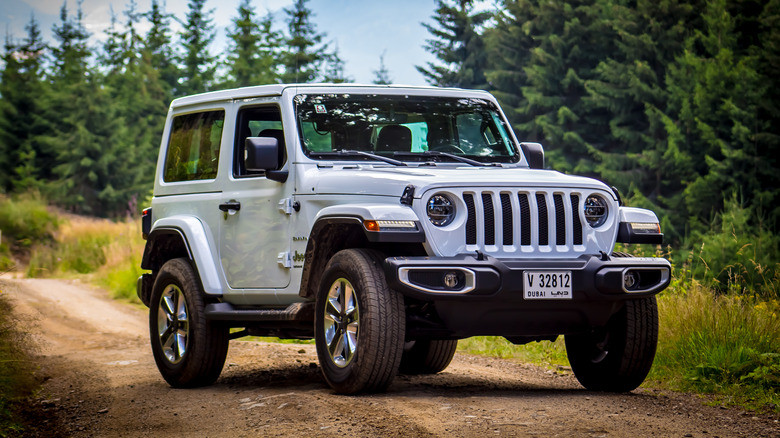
[[294, 94, 519, 163]]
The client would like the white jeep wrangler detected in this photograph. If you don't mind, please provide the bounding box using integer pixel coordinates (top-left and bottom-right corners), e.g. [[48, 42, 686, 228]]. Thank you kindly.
[[138, 84, 670, 394]]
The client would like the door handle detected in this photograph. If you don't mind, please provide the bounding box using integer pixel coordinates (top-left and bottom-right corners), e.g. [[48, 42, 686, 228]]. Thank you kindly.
[[218, 201, 241, 212]]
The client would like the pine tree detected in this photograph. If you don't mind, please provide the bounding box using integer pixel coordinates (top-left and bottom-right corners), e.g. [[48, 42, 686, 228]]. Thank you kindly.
[[483, 0, 537, 132], [224, 0, 281, 87], [322, 45, 350, 83], [0, 15, 49, 192], [178, 0, 217, 95], [372, 51, 392, 85], [510, 0, 616, 176], [99, 0, 167, 203], [40, 3, 134, 215], [417, 0, 491, 89], [583, 0, 703, 241], [144, 0, 179, 98], [664, 0, 771, 234], [280, 0, 328, 83]]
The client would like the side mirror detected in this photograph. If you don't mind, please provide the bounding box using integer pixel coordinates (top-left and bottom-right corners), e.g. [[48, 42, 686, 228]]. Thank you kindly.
[[520, 142, 545, 170], [244, 137, 288, 182]]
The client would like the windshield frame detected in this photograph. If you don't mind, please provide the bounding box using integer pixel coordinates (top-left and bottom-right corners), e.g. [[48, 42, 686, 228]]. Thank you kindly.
[[293, 93, 521, 165]]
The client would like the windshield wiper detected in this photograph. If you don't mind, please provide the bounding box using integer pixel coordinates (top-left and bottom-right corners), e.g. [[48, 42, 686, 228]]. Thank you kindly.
[[393, 151, 499, 167], [312, 149, 407, 166]]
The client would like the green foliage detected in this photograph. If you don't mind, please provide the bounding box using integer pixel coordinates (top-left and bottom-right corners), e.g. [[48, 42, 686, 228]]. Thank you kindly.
[[280, 0, 328, 83], [0, 193, 58, 251], [688, 195, 780, 298], [223, 0, 282, 87], [457, 336, 569, 368], [177, 0, 217, 95], [0, 289, 39, 436], [652, 285, 780, 410], [417, 0, 492, 89]]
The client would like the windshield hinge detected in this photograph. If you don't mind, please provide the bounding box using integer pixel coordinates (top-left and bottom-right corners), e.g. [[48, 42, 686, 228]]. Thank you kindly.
[[279, 198, 300, 215], [277, 251, 293, 269]]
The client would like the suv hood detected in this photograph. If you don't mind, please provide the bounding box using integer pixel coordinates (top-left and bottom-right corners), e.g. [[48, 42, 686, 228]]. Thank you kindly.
[[309, 166, 614, 199]]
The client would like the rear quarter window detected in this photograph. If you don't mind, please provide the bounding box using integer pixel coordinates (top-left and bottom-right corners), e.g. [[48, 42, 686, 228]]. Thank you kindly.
[[163, 110, 225, 182]]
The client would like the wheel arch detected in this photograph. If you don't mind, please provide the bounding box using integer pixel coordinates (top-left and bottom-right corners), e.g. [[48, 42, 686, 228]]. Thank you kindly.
[[298, 216, 427, 300], [141, 216, 224, 297]]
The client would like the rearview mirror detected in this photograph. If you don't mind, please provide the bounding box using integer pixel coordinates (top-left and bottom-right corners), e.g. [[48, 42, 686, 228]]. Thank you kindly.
[[245, 137, 288, 182], [520, 142, 544, 170]]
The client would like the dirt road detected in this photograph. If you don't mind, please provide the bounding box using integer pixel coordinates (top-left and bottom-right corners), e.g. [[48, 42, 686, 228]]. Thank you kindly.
[[2, 277, 777, 437]]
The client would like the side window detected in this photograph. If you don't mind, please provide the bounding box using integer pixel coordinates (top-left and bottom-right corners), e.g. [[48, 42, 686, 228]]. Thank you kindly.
[[234, 106, 285, 177], [163, 110, 225, 182]]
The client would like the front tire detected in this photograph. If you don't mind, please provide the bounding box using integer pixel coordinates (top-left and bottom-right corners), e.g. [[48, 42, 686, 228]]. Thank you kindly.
[[565, 296, 658, 392], [399, 339, 458, 375], [315, 249, 405, 394], [149, 258, 229, 388]]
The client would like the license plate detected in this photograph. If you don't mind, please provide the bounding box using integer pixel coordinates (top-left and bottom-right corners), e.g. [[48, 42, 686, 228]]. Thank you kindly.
[[523, 271, 573, 300]]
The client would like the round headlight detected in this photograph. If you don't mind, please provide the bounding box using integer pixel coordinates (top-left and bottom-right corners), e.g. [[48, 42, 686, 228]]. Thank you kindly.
[[584, 195, 609, 228], [427, 193, 456, 227]]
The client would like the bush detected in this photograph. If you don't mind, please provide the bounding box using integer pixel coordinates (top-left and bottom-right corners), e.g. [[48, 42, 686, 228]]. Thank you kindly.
[[652, 285, 780, 410], [0, 193, 59, 251], [687, 195, 780, 299]]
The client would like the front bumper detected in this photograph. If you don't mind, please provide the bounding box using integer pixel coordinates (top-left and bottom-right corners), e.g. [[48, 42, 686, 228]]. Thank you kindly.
[[383, 253, 671, 338]]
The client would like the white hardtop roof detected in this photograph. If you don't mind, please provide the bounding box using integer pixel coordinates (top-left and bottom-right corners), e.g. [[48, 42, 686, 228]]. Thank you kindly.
[[169, 83, 494, 109]]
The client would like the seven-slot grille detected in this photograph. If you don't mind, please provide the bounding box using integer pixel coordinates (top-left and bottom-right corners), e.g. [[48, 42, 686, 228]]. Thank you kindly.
[[463, 190, 584, 251]]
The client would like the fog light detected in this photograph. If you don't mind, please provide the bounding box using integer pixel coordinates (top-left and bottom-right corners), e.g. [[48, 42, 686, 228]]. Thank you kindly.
[[443, 271, 459, 288], [624, 271, 639, 290]]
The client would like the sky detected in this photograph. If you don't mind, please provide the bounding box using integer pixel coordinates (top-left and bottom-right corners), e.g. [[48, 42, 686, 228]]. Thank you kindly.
[[0, 0, 452, 85]]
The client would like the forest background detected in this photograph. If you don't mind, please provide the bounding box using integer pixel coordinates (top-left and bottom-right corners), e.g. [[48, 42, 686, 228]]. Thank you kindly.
[[0, 0, 778, 292], [0, 0, 779, 423]]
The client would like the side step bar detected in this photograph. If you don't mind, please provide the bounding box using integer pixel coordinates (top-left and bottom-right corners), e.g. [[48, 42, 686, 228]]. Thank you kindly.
[[204, 301, 314, 322]]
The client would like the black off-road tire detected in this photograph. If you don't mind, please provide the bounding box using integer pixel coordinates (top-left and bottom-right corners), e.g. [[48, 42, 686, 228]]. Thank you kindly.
[[149, 258, 229, 388], [399, 339, 458, 375], [315, 249, 405, 394], [565, 296, 659, 392]]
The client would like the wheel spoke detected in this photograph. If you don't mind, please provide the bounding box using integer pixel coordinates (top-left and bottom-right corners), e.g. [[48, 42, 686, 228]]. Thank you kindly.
[[326, 297, 341, 322], [322, 276, 360, 368], [343, 282, 356, 318], [156, 284, 189, 365], [162, 294, 175, 320], [345, 323, 358, 360], [175, 330, 187, 360], [329, 329, 344, 359]]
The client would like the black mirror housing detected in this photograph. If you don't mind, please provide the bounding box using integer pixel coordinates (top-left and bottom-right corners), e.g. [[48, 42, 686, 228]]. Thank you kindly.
[[244, 137, 288, 182], [245, 137, 280, 171], [520, 142, 545, 170]]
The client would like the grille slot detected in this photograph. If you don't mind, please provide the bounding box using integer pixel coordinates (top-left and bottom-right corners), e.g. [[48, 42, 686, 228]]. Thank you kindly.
[[571, 194, 582, 245], [500, 193, 513, 245], [554, 194, 566, 245], [463, 189, 586, 254], [518, 194, 531, 245], [482, 193, 495, 245], [536, 193, 548, 245], [464, 194, 476, 245]]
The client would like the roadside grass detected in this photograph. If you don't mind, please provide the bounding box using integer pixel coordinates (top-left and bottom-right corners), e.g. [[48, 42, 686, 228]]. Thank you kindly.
[[651, 284, 780, 412], [457, 336, 568, 369], [26, 215, 144, 304], [0, 289, 39, 438]]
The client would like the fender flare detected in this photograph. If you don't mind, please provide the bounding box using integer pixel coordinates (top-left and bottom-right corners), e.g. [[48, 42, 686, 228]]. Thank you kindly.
[[141, 216, 224, 296]]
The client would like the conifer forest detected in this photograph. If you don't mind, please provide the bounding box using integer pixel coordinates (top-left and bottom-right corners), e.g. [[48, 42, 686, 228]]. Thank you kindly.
[[1, 0, 778, 295]]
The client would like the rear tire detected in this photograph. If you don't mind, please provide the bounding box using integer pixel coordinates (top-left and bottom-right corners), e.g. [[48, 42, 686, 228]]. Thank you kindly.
[[565, 296, 658, 392], [399, 339, 458, 375], [315, 249, 405, 394], [149, 258, 229, 388]]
